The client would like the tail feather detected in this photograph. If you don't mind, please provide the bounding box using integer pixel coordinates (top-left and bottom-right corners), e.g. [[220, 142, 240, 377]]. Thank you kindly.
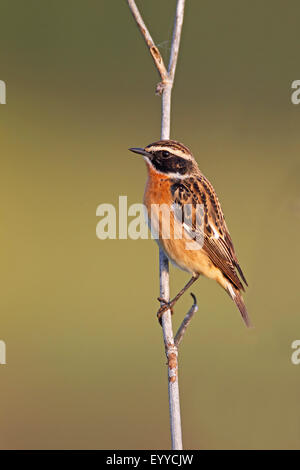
[[227, 284, 252, 328], [235, 262, 248, 287]]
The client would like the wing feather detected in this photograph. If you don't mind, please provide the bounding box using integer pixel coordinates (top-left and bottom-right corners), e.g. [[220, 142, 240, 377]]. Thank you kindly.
[[170, 175, 247, 291]]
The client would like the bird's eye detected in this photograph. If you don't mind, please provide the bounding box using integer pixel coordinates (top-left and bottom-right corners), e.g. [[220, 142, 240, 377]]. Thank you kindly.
[[162, 150, 170, 158]]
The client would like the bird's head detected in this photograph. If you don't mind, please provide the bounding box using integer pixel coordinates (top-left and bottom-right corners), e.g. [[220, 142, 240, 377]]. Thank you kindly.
[[129, 140, 197, 178]]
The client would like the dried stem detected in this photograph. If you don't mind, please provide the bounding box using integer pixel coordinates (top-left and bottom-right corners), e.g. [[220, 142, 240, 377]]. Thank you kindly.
[[127, 0, 187, 450], [175, 294, 198, 348], [168, 0, 186, 83], [127, 0, 168, 84]]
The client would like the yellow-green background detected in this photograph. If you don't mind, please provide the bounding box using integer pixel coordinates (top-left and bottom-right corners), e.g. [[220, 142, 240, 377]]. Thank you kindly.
[[1, 0, 300, 449]]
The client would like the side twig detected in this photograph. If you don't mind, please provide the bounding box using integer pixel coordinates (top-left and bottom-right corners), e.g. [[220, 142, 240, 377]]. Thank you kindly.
[[174, 294, 198, 348], [127, 0, 189, 450], [127, 0, 168, 85]]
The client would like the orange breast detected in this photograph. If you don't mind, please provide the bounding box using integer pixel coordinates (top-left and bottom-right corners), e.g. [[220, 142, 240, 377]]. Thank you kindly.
[[143, 163, 171, 209], [143, 163, 225, 283]]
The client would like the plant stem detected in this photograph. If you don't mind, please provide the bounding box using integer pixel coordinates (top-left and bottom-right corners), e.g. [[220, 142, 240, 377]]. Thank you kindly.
[[127, 0, 186, 450]]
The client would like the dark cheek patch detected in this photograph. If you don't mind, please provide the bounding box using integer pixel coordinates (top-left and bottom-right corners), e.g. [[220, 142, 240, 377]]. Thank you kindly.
[[152, 154, 192, 175]]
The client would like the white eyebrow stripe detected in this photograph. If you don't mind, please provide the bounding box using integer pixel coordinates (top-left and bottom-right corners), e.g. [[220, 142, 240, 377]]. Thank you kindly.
[[145, 146, 193, 160]]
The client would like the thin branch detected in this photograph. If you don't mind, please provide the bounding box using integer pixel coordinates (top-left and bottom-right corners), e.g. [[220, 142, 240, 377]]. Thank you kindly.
[[127, 0, 168, 83], [127, 0, 186, 451], [175, 294, 198, 348], [168, 0, 186, 81]]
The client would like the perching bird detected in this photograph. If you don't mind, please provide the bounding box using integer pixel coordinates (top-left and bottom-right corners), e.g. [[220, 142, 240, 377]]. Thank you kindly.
[[129, 140, 251, 327]]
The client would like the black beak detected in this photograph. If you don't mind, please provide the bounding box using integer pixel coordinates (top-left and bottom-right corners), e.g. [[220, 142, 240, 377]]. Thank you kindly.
[[129, 147, 152, 158]]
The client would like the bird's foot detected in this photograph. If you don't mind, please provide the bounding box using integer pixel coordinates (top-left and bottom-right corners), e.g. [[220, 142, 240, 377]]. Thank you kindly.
[[157, 297, 174, 326]]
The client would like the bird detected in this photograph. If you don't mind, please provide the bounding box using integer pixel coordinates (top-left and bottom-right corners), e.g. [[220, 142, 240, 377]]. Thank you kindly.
[[129, 140, 251, 327]]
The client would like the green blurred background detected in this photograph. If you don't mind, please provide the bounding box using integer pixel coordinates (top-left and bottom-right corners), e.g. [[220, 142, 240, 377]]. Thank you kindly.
[[1, 0, 300, 449]]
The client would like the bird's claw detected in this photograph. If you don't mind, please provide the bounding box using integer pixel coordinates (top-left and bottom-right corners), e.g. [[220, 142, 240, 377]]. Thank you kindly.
[[157, 297, 174, 326]]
